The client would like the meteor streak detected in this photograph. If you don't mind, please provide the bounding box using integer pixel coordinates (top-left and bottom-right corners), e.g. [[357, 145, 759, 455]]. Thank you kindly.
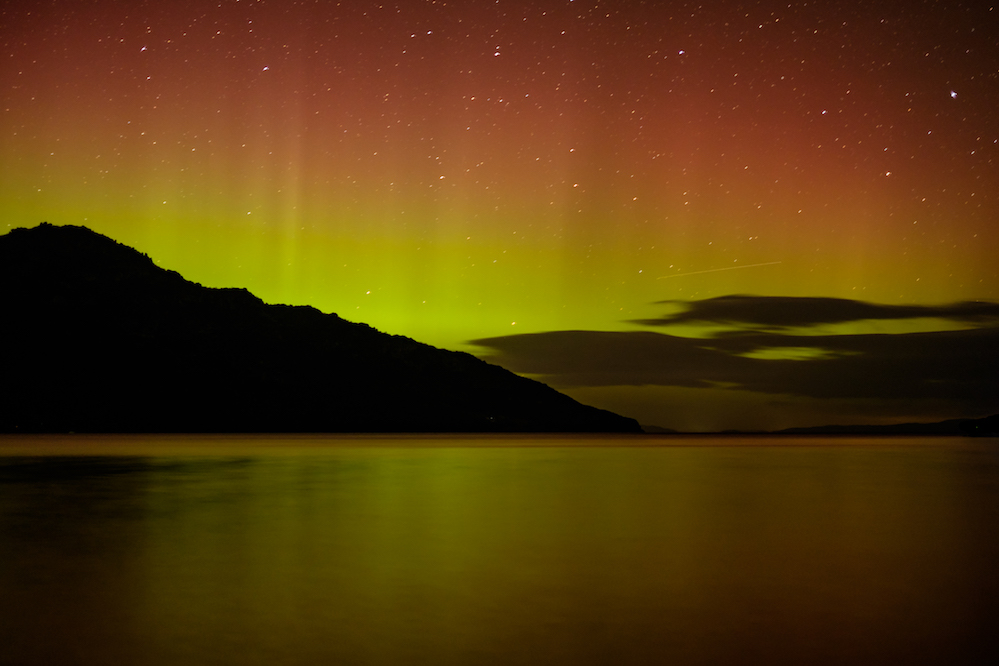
[[657, 261, 782, 279]]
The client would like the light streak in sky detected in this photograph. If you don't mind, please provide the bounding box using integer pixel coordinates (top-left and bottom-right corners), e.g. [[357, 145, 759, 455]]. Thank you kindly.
[[657, 262, 782, 280]]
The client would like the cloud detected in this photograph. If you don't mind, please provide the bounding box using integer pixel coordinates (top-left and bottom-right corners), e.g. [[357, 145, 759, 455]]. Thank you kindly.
[[471, 297, 999, 414], [630, 295, 999, 330]]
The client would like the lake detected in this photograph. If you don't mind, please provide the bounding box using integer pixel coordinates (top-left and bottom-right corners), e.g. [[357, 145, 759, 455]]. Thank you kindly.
[[1, 434, 997, 665]]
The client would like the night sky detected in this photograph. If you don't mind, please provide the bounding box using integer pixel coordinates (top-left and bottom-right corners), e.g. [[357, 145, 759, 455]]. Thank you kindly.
[[3, 0, 997, 430]]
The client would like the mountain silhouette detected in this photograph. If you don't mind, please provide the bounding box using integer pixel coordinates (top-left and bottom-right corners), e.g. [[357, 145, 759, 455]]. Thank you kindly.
[[0, 223, 641, 433]]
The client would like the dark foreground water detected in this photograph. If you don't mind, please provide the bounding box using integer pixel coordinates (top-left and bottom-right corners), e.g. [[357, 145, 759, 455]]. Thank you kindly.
[[1, 434, 997, 665]]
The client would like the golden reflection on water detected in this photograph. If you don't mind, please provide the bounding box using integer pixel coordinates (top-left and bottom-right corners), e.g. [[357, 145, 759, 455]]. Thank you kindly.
[[1, 435, 997, 665]]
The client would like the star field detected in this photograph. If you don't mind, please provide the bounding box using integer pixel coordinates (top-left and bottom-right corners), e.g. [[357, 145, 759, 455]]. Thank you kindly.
[[2, 0, 997, 428]]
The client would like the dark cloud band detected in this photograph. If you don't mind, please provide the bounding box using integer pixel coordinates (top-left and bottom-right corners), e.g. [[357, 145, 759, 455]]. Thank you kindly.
[[632, 295, 999, 329], [472, 296, 999, 413]]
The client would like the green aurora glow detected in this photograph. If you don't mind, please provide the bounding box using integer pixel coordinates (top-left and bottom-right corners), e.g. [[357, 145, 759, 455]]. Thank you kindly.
[[3, 0, 997, 429]]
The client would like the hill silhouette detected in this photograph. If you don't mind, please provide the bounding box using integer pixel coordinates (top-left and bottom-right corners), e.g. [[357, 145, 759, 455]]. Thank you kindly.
[[0, 223, 641, 433]]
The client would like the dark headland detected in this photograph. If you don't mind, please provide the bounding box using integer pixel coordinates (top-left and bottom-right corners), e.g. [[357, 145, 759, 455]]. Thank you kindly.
[[0, 223, 641, 434]]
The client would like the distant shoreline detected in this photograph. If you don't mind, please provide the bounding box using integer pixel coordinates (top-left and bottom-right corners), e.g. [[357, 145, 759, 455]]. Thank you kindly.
[[0, 431, 991, 459], [642, 413, 998, 437]]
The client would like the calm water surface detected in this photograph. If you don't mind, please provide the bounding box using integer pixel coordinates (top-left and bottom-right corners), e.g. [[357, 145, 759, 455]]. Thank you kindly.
[[1, 434, 997, 665]]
